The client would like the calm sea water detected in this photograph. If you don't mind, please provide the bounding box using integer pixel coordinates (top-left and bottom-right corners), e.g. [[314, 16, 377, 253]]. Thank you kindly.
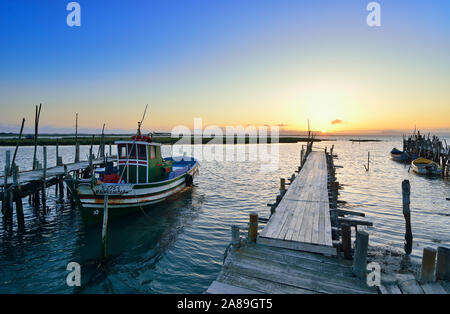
[[0, 136, 449, 293]]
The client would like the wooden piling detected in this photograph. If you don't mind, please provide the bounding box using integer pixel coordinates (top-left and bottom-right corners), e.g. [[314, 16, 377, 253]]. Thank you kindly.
[[352, 230, 369, 278], [280, 178, 286, 195], [12, 166, 24, 227], [420, 247, 436, 283], [231, 225, 240, 248], [42, 146, 47, 210], [341, 223, 352, 260], [402, 180, 413, 254], [436, 246, 450, 281], [248, 212, 258, 243]]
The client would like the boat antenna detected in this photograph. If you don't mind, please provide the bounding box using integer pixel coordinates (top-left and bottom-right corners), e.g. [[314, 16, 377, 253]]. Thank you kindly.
[[137, 104, 148, 136]]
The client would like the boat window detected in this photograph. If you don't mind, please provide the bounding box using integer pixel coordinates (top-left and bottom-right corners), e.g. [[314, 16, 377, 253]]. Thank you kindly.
[[138, 144, 147, 160], [127, 144, 136, 159], [118, 144, 127, 159], [150, 146, 156, 159]]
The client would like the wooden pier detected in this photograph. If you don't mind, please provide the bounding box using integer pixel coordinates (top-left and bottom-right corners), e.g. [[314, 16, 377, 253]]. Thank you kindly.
[[207, 143, 450, 294], [403, 132, 450, 177]]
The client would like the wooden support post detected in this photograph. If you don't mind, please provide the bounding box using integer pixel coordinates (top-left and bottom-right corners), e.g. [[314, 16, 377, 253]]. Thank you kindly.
[[5, 150, 11, 178], [248, 212, 258, 243], [101, 195, 109, 260], [402, 180, 413, 254], [420, 247, 436, 283], [231, 225, 240, 248], [436, 246, 450, 281], [352, 230, 369, 278], [300, 149, 304, 168], [341, 223, 352, 260], [280, 178, 286, 195], [42, 146, 47, 210], [12, 166, 24, 227], [2, 165, 11, 216]]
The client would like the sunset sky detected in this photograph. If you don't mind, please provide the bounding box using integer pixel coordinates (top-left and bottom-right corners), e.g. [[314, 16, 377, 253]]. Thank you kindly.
[[0, 0, 449, 134]]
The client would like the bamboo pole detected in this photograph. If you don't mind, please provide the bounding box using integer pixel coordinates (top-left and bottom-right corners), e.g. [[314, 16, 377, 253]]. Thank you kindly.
[[10, 118, 25, 176], [32, 104, 42, 170]]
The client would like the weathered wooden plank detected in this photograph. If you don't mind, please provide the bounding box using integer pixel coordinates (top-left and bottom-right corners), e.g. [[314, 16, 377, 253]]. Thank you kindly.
[[206, 280, 262, 294], [258, 236, 337, 256], [224, 253, 374, 294], [396, 274, 424, 294], [420, 282, 447, 294], [378, 284, 402, 294], [217, 270, 315, 294]]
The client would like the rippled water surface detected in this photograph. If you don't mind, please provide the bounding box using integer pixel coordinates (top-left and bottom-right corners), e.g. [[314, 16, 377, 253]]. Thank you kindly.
[[0, 137, 449, 293]]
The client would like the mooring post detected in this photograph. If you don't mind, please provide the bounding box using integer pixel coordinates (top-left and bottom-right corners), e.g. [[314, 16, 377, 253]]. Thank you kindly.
[[248, 212, 258, 243], [341, 223, 352, 259], [2, 165, 10, 215], [352, 230, 369, 278], [42, 146, 47, 210], [436, 246, 450, 281], [280, 178, 286, 196], [231, 225, 240, 249], [402, 180, 413, 254], [5, 150, 11, 177], [101, 195, 109, 260], [12, 166, 24, 227], [420, 247, 437, 283]]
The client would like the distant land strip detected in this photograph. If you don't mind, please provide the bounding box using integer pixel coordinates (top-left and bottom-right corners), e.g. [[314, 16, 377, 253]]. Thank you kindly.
[[0, 136, 336, 146]]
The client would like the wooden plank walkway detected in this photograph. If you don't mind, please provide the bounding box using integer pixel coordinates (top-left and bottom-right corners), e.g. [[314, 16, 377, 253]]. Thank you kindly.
[[259, 151, 335, 255], [207, 244, 377, 294], [0, 157, 114, 187]]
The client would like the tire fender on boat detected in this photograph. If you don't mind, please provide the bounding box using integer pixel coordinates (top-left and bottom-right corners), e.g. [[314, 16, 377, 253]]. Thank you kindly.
[[185, 174, 194, 187]]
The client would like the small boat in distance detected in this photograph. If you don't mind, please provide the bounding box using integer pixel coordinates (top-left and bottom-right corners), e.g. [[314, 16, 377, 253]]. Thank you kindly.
[[390, 148, 412, 162], [66, 124, 199, 224], [411, 157, 442, 176]]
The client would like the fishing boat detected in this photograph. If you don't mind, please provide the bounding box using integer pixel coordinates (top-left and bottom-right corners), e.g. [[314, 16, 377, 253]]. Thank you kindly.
[[411, 157, 442, 175], [390, 148, 412, 162], [66, 125, 199, 224]]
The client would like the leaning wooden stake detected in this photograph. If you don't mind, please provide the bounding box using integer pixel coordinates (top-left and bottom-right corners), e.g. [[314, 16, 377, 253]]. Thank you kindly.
[[101, 195, 109, 260], [420, 247, 436, 283], [364, 152, 370, 171], [402, 180, 413, 254], [352, 230, 369, 278], [248, 212, 258, 243]]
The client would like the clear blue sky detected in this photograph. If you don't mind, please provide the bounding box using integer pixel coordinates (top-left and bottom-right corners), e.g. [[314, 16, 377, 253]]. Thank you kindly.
[[0, 1, 449, 133]]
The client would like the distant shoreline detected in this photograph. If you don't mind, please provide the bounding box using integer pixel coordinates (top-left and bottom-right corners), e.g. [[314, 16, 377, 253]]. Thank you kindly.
[[0, 136, 335, 146]]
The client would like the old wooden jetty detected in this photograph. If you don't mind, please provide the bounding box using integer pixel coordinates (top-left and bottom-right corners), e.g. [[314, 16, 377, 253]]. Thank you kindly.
[[403, 132, 450, 177], [0, 146, 113, 226], [207, 142, 450, 294]]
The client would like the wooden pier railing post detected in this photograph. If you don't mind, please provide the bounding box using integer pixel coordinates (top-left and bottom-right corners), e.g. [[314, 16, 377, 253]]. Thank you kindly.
[[2, 165, 11, 216], [402, 180, 413, 254], [420, 247, 436, 283], [436, 246, 450, 281], [341, 223, 352, 260], [42, 146, 47, 210], [248, 212, 258, 243], [12, 165, 24, 227], [280, 178, 286, 196], [231, 225, 240, 248], [352, 230, 369, 278]]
